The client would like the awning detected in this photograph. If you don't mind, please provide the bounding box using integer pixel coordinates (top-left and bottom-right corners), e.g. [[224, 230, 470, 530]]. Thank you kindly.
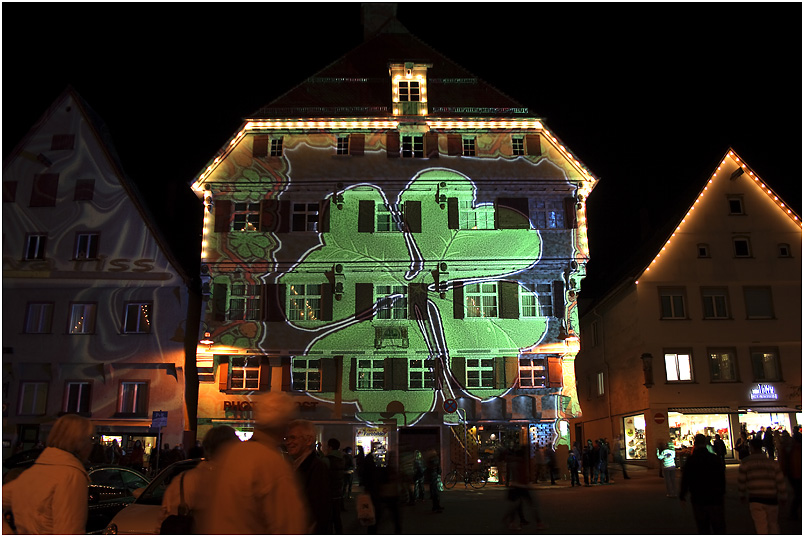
[[668, 407, 732, 414], [738, 406, 801, 413]]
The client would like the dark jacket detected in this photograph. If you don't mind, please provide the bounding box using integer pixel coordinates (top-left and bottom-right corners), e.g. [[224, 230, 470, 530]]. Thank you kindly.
[[296, 451, 333, 534], [325, 449, 347, 499], [679, 447, 726, 505]]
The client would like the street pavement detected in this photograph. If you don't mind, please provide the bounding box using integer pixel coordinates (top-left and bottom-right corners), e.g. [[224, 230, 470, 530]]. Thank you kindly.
[[340, 465, 801, 534]]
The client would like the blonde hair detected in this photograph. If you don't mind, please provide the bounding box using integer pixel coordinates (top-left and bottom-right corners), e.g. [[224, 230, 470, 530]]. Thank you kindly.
[[47, 414, 94, 457]]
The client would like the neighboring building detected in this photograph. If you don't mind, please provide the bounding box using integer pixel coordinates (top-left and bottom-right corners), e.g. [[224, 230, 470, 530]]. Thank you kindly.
[[574, 149, 801, 467], [191, 6, 597, 473], [2, 87, 202, 464]]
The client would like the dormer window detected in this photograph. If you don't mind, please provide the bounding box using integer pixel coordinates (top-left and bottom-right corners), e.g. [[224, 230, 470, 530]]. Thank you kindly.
[[390, 62, 431, 116]]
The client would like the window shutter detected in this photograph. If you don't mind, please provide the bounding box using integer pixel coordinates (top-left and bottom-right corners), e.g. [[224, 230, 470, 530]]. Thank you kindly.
[[496, 197, 530, 229], [408, 283, 428, 321], [453, 281, 464, 319], [447, 135, 462, 156], [213, 283, 228, 322], [355, 283, 374, 318], [504, 356, 519, 388], [547, 356, 563, 387], [452, 357, 466, 386], [321, 358, 337, 392], [260, 199, 279, 231], [564, 198, 578, 229], [218, 359, 229, 391], [30, 173, 59, 207], [350, 134, 365, 156], [386, 131, 400, 158], [349, 357, 357, 391], [499, 281, 520, 319], [425, 132, 439, 158], [264, 284, 287, 322], [3, 181, 18, 203], [278, 200, 291, 233], [281, 360, 292, 391], [384, 358, 394, 390], [358, 200, 375, 233], [214, 200, 232, 232], [552, 281, 565, 320], [321, 283, 333, 321], [392, 357, 407, 390], [403, 200, 421, 233], [253, 135, 269, 158], [259, 361, 271, 391], [495, 357, 508, 389], [525, 134, 541, 156], [319, 198, 331, 233], [447, 197, 459, 229]]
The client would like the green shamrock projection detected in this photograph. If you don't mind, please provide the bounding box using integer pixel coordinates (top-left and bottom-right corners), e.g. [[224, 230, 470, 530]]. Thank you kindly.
[[277, 168, 548, 425]]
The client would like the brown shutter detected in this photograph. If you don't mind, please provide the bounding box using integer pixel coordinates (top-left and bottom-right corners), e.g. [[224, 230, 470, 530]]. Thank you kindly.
[[453, 281, 464, 319], [564, 197, 578, 229], [350, 134, 365, 156], [358, 200, 375, 233], [452, 357, 466, 387], [547, 356, 563, 387], [214, 200, 232, 232], [253, 135, 269, 158], [495, 357, 508, 389], [30, 173, 59, 207], [218, 359, 229, 391], [321, 358, 337, 392], [504, 356, 519, 388], [384, 358, 394, 390], [499, 281, 520, 319], [552, 281, 565, 320], [496, 198, 530, 229], [447, 135, 462, 156], [281, 360, 292, 391], [408, 283, 428, 321], [355, 283, 374, 318], [525, 134, 541, 156], [425, 132, 439, 158], [259, 360, 271, 391], [404, 200, 421, 233], [278, 200, 291, 233], [319, 198, 331, 233], [386, 131, 400, 158], [320, 283, 333, 321], [260, 199, 278, 231], [447, 198, 459, 229], [213, 283, 228, 322], [392, 357, 407, 390], [349, 357, 357, 391], [264, 284, 286, 322]]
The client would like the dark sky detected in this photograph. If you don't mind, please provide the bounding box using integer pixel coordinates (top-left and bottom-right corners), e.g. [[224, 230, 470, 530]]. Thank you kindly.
[[3, 2, 801, 290]]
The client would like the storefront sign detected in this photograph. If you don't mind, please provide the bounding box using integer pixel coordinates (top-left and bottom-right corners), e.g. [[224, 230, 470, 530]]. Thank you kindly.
[[654, 412, 665, 424], [750, 384, 778, 401], [151, 411, 168, 428], [223, 401, 255, 412]]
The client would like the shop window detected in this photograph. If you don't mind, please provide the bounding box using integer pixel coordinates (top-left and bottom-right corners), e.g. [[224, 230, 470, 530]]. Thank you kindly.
[[465, 282, 498, 318], [743, 287, 774, 319], [24, 302, 53, 334], [270, 137, 283, 157], [518, 355, 546, 387], [232, 203, 260, 231], [519, 283, 552, 317], [336, 135, 349, 155], [18, 382, 48, 415], [24, 234, 47, 260], [69, 303, 96, 334], [376, 203, 404, 232], [664, 351, 693, 382], [228, 283, 262, 321], [375, 284, 407, 320], [708, 349, 738, 382], [462, 137, 475, 157], [701, 287, 729, 319], [230, 357, 260, 390], [659, 287, 686, 319], [291, 203, 320, 232], [623, 415, 647, 460], [733, 237, 752, 258], [292, 358, 321, 391], [750, 349, 781, 381], [458, 199, 494, 230], [357, 358, 385, 390], [64, 381, 91, 413], [123, 303, 152, 334], [466, 357, 494, 388], [287, 284, 322, 321], [408, 358, 435, 389], [118, 382, 147, 415]]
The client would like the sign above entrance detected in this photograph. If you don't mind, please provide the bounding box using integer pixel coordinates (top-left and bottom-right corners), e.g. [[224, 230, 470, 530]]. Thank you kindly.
[[443, 398, 458, 414], [750, 384, 778, 401]]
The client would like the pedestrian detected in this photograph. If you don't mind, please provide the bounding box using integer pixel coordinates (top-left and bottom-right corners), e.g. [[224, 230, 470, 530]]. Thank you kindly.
[[737, 433, 751, 460], [161, 425, 239, 530], [412, 450, 426, 502], [323, 437, 347, 533], [613, 435, 630, 479], [502, 446, 545, 531], [107, 438, 123, 465], [712, 434, 727, 467], [532, 443, 545, 482], [567, 443, 581, 487], [285, 419, 332, 534], [371, 452, 403, 534], [679, 434, 726, 534], [398, 447, 416, 505], [591, 439, 602, 483], [424, 448, 444, 513], [598, 438, 610, 484], [343, 446, 356, 501], [738, 436, 787, 534], [581, 441, 593, 486], [89, 438, 107, 465], [763, 426, 776, 460], [786, 428, 801, 520], [657, 441, 678, 497], [2, 414, 94, 534], [544, 443, 557, 485], [200, 392, 308, 534], [355, 444, 366, 486], [129, 440, 145, 473], [159, 443, 172, 470], [187, 439, 204, 459]]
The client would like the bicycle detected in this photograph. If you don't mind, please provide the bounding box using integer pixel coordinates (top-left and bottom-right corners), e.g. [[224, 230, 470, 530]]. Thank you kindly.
[[443, 464, 487, 489]]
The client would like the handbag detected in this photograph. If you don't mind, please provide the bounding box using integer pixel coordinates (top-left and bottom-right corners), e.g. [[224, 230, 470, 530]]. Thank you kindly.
[[356, 493, 376, 526], [160, 473, 194, 534]]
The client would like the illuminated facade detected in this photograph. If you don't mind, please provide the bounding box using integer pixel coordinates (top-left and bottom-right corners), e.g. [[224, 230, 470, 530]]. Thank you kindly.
[[574, 149, 801, 467], [2, 88, 201, 462], [192, 11, 596, 468]]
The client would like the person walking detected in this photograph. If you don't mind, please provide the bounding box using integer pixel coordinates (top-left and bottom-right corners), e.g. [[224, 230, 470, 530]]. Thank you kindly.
[[738, 436, 787, 534], [763, 427, 776, 460], [286, 419, 333, 534], [613, 435, 630, 479], [712, 434, 727, 467], [598, 438, 610, 484], [502, 447, 545, 531], [412, 450, 426, 502], [581, 442, 593, 486], [323, 437, 347, 533], [657, 442, 678, 497], [2, 414, 94, 534], [343, 446, 356, 501], [567, 443, 581, 487], [424, 448, 444, 513], [679, 434, 726, 534], [544, 443, 557, 485], [590, 439, 601, 484]]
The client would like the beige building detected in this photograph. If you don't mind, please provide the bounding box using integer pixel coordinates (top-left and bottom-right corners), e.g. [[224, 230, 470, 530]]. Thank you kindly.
[[574, 149, 801, 467]]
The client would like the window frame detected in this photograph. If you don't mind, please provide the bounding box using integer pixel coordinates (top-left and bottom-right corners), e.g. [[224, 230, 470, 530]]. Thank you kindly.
[[733, 236, 752, 258], [18, 381, 48, 415], [408, 357, 435, 390], [596, 371, 605, 396], [229, 356, 261, 391], [336, 135, 350, 155], [659, 287, 687, 320], [518, 355, 546, 388], [231, 202, 260, 231], [356, 358, 385, 390], [24, 302, 54, 334], [466, 357, 494, 388], [24, 233, 47, 260], [519, 283, 553, 318], [462, 137, 476, 157], [292, 358, 321, 392], [697, 243, 710, 258], [228, 282, 262, 321], [749, 347, 782, 382], [287, 284, 323, 321], [512, 137, 525, 156], [701, 287, 730, 320], [117, 381, 148, 415], [398, 80, 421, 102], [74, 232, 100, 260], [458, 199, 495, 230], [69, 302, 97, 334], [270, 137, 283, 157], [376, 203, 404, 233], [291, 202, 320, 232], [708, 348, 739, 382], [123, 302, 152, 334], [664, 351, 694, 383], [778, 243, 792, 258], [63, 381, 92, 413], [465, 282, 498, 318], [400, 135, 424, 158], [727, 195, 744, 215], [530, 199, 564, 229], [375, 284, 408, 320]]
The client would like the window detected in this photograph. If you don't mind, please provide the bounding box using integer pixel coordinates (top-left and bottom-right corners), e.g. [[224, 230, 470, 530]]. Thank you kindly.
[[30, 173, 58, 207], [458, 200, 494, 230], [519, 283, 552, 317], [75, 232, 99, 259], [697, 243, 710, 258], [232, 203, 260, 231], [518, 355, 546, 387], [64, 382, 91, 413], [337, 135, 349, 155], [466, 357, 494, 388], [701, 287, 729, 319], [292, 358, 321, 391], [596, 371, 605, 396], [123, 303, 152, 334], [708, 349, 738, 382], [664, 352, 693, 382], [398, 80, 420, 102], [18, 382, 48, 415], [744, 287, 774, 319], [375, 284, 407, 320], [357, 358, 384, 390], [733, 237, 751, 257], [778, 243, 791, 257], [270, 137, 283, 157], [118, 382, 147, 414], [24, 303, 53, 333], [228, 283, 262, 321], [292, 203, 319, 232], [287, 284, 322, 321], [465, 282, 498, 318], [531, 199, 564, 229], [462, 137, 476, 156], [69, 303, 96, 334], [659, 288, 686, 319], [727, 196, 744, 215], [512, 137, 524, 156], [51, 134, 75, 150], [376, 204, 404, 232], [74, 179, 95, 201], [230, 357, 260, 390], [408, 358, 435, 389], [401, 135, 423, 158], [24, 234, 47, 260], [750, 349, 781, 381]]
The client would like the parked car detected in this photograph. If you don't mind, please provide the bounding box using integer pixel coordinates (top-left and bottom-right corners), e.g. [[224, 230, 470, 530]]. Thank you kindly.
[[104, 459, 202, 535]]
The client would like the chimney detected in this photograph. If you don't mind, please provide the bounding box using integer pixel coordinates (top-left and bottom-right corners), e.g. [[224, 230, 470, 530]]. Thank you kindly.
[[362, 3, 397, 41]]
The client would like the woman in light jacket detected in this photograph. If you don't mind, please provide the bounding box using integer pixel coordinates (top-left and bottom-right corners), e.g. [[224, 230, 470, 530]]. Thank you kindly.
[[3, 414, 94, 534]]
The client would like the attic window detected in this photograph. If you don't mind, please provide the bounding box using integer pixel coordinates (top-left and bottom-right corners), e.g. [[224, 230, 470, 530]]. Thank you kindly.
[[399, 81, 420, 102], [390, 62, 431, 116]]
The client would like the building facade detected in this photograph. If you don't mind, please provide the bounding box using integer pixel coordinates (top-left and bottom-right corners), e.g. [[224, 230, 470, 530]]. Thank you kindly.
[[2, 88, 201, 465], [574, 149, 801, 467], [191, 12, 596, 472]]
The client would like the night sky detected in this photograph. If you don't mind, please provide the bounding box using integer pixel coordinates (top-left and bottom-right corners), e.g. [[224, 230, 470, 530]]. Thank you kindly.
[[3, 2, 801, 295]]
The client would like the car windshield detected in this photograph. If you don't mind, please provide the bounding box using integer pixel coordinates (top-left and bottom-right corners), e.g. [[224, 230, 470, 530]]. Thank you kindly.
[[135, 460, 201, 506]]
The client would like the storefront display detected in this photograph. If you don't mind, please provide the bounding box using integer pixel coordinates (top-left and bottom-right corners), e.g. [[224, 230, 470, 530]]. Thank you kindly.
[[355, 426, 389, 466], [623, 414, 646, 460], [738, 410, 795, 435], [668, 412, 732, 451]]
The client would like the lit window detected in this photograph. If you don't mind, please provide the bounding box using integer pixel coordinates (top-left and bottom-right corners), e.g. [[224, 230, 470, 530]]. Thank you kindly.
[[727, 196, 744, 215], [596, 372, 605, 395], [465, 282, 498, 318], [64, 382, 91, 413], [337, 135, 350, 155], [744, 287, 774, 319], [376, 204, 404, 232], [466, 357, 494, 388], [664, 352, 693, 382], [18, 382, 48, 415], [292, 358, 321, 391], [458, 200, 494, 230], [733, 237, 751, 257], [462, 137, 475, 156], [659, 288, 686, 319], [270, 137, 283, 157], [398, 81, 420, 102], [69, 303, 96, 334], [24, 303, 53, 334], [228, 283, 262, 321], [292, 203, 319, 232], [708, 349, 738, 382], [519, 283, 552, 317], [512, 137, 525, 156], [750, 349, 781, 381], [531, 200, 564, 229], [287, 284, 322, 321], [232, 203, 260, 231], [408, 358, 435, 389], [24, 234, 47, 260], [75, 232, 99, 260], [518, 355, 546, 387], [375, 284, 407, 320], [357, 358, 385, 390], [401, 135, 423, 158], [118, 382, 147, 414], [701, 288, 729, 319], [124, 303, 152, 334], [230, 357, 260, 390]]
